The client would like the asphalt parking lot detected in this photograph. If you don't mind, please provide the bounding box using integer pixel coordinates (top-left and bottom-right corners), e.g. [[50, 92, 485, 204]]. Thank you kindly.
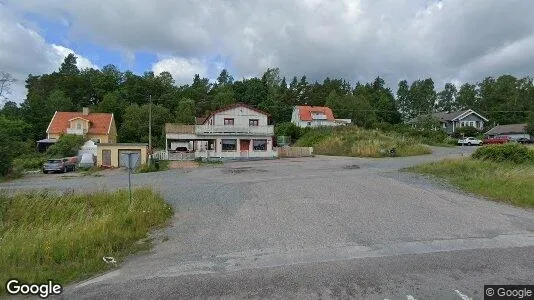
[[1, 146, 533, 299]]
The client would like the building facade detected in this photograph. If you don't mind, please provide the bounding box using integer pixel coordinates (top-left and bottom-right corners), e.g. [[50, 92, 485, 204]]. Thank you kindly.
[[485, 123, 531, 141], [164, 103, 277, 160], [45, 107, 117, 143], [409, 109, 488, 134], [291, 106, 351, 128]]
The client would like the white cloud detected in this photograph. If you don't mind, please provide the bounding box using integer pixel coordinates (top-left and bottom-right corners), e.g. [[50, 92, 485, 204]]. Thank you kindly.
[[0, 4, 97, 102], [3, 0, 534, 94], [51, 45, 98, 70], [152, 57, 209, 85]]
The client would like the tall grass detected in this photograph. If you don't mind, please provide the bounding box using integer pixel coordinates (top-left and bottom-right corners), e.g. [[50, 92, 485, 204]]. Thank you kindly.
[[0, 189, 173, 294], [295, 126, 431, 157], [408, 158, 534, 207]]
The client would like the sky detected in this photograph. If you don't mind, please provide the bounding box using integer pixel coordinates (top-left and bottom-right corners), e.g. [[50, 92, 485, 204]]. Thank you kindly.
[[1, 0, 534, 103]]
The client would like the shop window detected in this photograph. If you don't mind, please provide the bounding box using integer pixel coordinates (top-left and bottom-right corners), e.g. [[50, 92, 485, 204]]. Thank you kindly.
[[253, 140, 267, 151], [222, 139, 237, 151]]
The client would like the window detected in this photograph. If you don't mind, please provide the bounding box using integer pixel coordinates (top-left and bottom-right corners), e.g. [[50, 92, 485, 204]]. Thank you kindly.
[[76, 123, 82, 130], [253, 140, 267, 151], [224, 118, 234, 125], [92, 138, 101, 143], [249, 119, 259, 126], [221, 139, 237, 151]]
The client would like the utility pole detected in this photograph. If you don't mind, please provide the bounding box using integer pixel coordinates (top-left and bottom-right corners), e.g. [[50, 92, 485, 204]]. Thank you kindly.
[[148, 94, 152, 165]]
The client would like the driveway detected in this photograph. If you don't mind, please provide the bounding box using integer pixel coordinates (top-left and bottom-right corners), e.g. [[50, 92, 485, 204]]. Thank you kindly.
[[2, 146, 533, 299]]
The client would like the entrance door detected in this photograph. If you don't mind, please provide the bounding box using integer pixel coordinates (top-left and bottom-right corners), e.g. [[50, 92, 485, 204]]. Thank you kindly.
[[102, 150, 111, 166], [240, 139, 250, 152]]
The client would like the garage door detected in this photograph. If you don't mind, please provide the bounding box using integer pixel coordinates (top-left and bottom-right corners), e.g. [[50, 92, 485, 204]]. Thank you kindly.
[[118, 150, 141, 169]]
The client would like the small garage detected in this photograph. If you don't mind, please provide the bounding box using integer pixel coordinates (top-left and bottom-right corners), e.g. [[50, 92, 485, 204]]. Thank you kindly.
[[96, 143, 148, 168]]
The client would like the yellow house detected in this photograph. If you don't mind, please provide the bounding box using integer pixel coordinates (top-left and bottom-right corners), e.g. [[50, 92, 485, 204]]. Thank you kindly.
[[45, 107, 117, 143], [96, 143, 148, 168]]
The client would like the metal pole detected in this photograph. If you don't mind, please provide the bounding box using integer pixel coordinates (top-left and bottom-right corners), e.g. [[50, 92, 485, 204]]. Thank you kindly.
[[148, 95, 152, 165], [128, 154, 132, 205]]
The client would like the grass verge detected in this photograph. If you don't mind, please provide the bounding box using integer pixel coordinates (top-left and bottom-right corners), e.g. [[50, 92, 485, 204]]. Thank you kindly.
[[136, 160, 170, 173], [0, 188, 173, 295], [407, 158, 534, 207], [295, 126, 432, 157]]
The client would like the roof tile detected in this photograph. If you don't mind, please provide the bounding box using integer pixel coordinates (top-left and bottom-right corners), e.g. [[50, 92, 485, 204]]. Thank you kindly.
[[296, 106, 335, 121], [47, 112, 113, 135]]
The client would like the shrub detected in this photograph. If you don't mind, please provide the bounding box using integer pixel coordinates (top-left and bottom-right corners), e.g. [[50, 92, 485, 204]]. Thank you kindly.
[[472, 144, 534, 164], [12, 154, 49, 171], [453, 126, 480, 138], [46, 134, 85, 157], [136, 160, 169, 173], [274, 122, 301, 142], [136, 163, 158, 173]]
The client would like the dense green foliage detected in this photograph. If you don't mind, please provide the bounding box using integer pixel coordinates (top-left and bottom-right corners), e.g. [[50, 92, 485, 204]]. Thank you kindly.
[[472, 144, 534, 164], [12, 154, 49, 171], [409, 158, 534, 207], [0, 116, 33, 176], [0, 189, 173, 295], [1, 54, 534, 175], [274, 122, 302, 142], [295, 126, 432, 157], [453, 126, 481, 138], [46, 134, 86, 158]]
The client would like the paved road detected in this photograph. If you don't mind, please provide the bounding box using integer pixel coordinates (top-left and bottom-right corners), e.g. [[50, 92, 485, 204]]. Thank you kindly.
[[2, 146, 533, 299]]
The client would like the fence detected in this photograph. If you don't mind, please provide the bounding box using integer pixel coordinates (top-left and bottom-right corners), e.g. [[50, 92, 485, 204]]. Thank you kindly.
[[152, 150, 195, 161], [276, 147, 314, 158]]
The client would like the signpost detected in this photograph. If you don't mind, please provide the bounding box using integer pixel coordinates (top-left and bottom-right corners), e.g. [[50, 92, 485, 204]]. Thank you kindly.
[[120, 152, 140, 205]]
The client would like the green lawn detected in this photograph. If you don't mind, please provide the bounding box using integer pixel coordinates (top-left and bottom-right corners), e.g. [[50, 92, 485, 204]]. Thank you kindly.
[[0, 189, 173, 295], [408, 158, 534, 207]]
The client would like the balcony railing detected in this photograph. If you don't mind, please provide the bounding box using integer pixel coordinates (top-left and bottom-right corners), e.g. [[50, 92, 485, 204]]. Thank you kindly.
[[66, 128, 86, 135], [195, 125, 274, 136]]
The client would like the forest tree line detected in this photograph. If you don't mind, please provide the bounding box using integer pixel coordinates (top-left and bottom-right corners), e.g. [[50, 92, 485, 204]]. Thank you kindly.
[[1, 54, 534, 150]]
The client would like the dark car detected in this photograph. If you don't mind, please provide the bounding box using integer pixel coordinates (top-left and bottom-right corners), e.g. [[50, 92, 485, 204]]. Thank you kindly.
[[517, 137, 532, 144], [173, 146, 191, 153], [42, 158, 76, 174]]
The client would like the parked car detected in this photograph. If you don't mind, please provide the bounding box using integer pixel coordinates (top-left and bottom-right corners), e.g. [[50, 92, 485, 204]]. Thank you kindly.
[[483, 136, 512, 145], [516, 137, 532, 144], [173, 146, 192, 153], [43, 158, 76, 173], [457, 137, 483, 146]]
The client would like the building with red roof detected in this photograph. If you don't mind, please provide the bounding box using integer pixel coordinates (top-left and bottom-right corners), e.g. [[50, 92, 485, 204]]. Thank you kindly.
[[45, 107, 117, 144], [291, 106, 351, 128]]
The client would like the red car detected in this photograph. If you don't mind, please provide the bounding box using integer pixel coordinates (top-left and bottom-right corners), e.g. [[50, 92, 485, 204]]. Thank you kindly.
[[483, 136, 511, 144]]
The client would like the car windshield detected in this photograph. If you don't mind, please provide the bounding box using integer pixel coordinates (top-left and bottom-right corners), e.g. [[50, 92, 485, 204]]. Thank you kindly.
[[47, 159, 62, 163]]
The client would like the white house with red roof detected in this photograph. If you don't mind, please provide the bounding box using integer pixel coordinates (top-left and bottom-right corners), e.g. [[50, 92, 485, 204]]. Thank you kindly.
[[163, 103, 277, 160], [45, 107, 117, 143], [291, 105, 351, 128], [38, 107, 117, 152]]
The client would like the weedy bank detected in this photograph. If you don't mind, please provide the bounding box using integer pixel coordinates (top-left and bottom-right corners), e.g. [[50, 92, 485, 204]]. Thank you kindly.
[[408, 144, 534, 207], [0, 188, 173, 295], [295, 126, 432, 157]]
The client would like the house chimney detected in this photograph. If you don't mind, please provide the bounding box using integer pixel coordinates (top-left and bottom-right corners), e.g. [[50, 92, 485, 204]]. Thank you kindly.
[[82, 107, 90, 115]]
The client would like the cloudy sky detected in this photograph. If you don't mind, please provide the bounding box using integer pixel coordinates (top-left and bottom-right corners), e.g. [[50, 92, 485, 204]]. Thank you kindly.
[[1, 0, 534, 102]]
